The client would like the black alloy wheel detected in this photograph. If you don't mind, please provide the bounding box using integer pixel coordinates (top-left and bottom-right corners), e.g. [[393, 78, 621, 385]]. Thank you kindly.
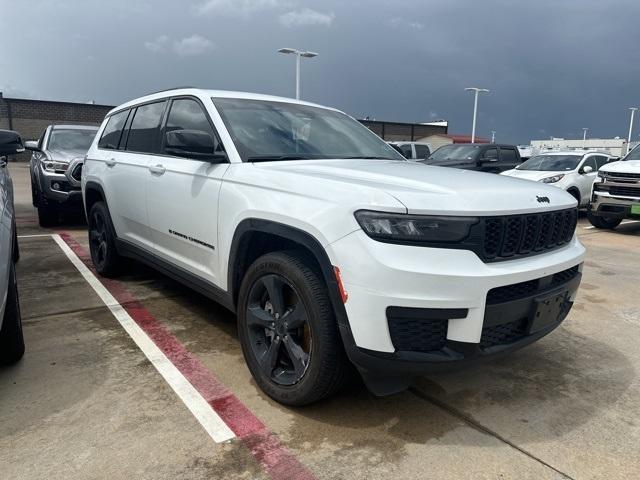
[[89, 208, 109, 269], [246, 273, 312, 386]]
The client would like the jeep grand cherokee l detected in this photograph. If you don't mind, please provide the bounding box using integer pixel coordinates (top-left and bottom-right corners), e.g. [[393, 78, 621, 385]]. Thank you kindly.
[[82, 88, 585, 405]]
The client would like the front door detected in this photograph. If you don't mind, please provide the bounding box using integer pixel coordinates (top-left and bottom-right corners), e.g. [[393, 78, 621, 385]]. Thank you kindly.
[[576, 155, 598, 204], [146, 97, 229, 286]]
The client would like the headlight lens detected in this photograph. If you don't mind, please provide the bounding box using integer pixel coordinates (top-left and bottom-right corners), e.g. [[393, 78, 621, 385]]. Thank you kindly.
[[41, 158, 69, 173], [354, 210, 478, 244], [540, 174, 564, 183]]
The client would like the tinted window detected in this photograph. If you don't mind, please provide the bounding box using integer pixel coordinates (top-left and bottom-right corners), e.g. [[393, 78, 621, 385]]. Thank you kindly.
[[595, 156, 609, 169], [98, 110, 129, 150], [484, 148, 498, 159], [582, 156, 597, 171], [625, 145, 640, 161], [126, 102, 166, 154], [414, 144, 430, 159], [518, 155, 582, 171], [500, 148, 517, 162], [399, 144, 413, 158]]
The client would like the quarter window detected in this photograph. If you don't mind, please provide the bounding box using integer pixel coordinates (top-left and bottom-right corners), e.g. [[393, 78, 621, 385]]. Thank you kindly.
[[98, 109, 129, 150], [125, 101, 166, 154]]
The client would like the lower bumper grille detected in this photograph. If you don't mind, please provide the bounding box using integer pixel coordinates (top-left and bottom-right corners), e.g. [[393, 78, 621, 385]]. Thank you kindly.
[[480, 318, 528, 349]]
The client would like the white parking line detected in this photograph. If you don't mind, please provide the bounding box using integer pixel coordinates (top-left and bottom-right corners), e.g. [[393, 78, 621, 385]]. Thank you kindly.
[[583, 220, 640, 230], [17, 234, 55, 238], [50, 234, 236, 443]]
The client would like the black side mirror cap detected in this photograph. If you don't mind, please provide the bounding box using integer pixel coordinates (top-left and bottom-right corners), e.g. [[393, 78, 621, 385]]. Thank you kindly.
[[0, 129, 25, 156]]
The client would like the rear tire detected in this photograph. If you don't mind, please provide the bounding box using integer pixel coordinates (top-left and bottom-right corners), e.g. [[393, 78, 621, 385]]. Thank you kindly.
[[0, 262, 24, 365], [587, 211, 622, 229], [237, 251, 347, 406], [37, 203, 59, 228], [88, 201, 123, 277]]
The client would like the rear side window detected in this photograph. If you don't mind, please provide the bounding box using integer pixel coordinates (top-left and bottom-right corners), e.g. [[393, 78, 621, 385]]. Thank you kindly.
[[125, 101, 166, 154], [500, 148, 517, 162], [98, 110, 129, 150], [414, 144, 430, 159]]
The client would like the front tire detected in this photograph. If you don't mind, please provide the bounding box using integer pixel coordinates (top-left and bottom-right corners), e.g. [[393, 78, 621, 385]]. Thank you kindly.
[[88, 201, 123, 277], [0, 262, 24, 365], [587, 211, 622, 229], [237, 251, 346, 406]]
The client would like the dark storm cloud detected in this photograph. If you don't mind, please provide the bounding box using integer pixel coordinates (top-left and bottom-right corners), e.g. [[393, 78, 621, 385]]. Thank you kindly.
[[1, 0, 639, 143]]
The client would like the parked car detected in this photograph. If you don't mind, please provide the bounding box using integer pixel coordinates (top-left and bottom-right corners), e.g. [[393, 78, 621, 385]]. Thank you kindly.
[[0, 130, 24, 365], [501, 151, 615, 207], [82, 88, 584, 405], [517, 145, 536, 160], [588, 145, 640, 229], [388, 141, 432, 160], [421, 143, 521, 173], [25, 124, 99, 227]]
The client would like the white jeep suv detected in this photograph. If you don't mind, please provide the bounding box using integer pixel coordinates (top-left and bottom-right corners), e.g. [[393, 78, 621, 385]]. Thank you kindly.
[[501, 150, 615, 207], [82, 88, 585, 405]]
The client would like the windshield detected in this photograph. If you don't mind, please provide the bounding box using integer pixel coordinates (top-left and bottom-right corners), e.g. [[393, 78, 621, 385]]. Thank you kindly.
[[425, 144, 481, 164], [211, 98, 404, 162], [517, 155, 581, 171], [624, 145, 640, 161], [48, 128, 97, 151]]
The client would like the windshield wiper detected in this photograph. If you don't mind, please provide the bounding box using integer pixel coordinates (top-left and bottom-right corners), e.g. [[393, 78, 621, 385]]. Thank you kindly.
[[247, 155, 312, 162]]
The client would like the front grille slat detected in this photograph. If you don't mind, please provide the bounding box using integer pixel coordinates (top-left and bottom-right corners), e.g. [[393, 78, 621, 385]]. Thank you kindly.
[[607, 186, 640, 197]]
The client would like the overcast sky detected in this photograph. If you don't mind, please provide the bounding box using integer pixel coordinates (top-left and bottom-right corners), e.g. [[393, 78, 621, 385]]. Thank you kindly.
[[1, 0, 639, 143]]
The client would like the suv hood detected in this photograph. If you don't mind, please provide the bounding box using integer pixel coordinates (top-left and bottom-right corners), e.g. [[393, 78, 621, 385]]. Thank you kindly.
[[601, 160, 640, 174], [501, 169, 571, 181], [256, 159, 577, 215]]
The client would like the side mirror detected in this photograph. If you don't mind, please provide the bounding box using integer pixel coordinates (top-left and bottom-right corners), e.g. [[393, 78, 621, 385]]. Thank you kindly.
[[581, 165, 593, 174], [24, 140, 40, 152], [165, 129, 226, 162], [0, 129, 25, 156]]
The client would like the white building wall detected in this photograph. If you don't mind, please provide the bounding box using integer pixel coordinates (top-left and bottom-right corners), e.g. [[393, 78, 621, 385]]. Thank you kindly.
[[530, 138, 627, 157]]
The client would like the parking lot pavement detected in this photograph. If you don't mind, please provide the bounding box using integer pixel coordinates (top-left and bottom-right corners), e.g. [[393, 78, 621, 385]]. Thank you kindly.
[[2, 162, 640, 479]]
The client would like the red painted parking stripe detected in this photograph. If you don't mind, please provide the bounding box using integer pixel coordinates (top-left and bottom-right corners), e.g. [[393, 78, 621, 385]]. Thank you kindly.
[[58, 232, 315, 480]]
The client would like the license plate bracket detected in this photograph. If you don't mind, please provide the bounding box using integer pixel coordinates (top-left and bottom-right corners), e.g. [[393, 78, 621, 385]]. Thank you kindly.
[[530, 290, 569, 333]]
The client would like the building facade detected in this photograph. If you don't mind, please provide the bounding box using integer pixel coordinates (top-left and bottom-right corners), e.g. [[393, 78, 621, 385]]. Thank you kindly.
[[530, 137, 628, 158]]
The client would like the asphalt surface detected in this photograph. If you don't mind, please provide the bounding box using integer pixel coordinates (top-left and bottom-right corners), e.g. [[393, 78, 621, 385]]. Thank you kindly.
[[2, 162, 639, 479]]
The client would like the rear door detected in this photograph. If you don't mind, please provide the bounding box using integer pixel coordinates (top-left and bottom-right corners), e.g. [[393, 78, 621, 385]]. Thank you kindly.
[[146, 96, 229, 285], [103, 101, 166, 250]]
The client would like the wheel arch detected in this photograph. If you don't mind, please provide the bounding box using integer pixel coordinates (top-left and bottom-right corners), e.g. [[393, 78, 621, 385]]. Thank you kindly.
[[228, 219, 348, 326], [566, 186, 581, 204], [83, 181, 107, 218]]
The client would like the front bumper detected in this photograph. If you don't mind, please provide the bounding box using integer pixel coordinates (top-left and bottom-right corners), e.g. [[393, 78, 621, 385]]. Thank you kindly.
[[326, 230, 585, 389], [589, 188, 640, 219], [33, 158, 83, 206]]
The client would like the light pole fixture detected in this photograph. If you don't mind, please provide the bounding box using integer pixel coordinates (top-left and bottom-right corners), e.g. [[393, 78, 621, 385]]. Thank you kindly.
[[277, 48, 318, 100], [491, 130, 496, 143], [627, 107, 638, 154], [582, 127, 589, 148], [465, 87, 490, 143]]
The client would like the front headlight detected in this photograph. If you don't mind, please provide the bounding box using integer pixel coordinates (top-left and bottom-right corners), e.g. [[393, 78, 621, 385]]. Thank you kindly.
[[540, 174, 565, 183], [41, 158, 69, 173], [354, 210, 478, 244]]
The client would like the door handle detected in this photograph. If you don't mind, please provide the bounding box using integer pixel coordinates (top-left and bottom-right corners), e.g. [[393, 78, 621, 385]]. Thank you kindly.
[[105, 158, 116, 168], [148, 164, 166, 175]]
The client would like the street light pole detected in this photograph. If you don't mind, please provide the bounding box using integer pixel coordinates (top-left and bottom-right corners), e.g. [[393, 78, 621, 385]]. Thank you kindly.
[[491, 130, 496, 143], [627, 107, 638, 155], [582, 128, 589, 148], [277, 48, 318, 100], [465, 87, 490, 143]]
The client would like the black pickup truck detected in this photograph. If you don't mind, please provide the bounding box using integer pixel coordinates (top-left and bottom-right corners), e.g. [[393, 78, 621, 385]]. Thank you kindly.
[[421, 143, 522, 173]]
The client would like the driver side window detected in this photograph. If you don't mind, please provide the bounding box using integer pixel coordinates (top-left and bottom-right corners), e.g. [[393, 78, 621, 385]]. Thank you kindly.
[[582, 156, 597, 171], [164, 98, 223, 156]]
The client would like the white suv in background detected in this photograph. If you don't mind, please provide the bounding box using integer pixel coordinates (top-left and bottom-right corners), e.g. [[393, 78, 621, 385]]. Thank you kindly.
[[82, 88, 585, 405], [501, 151, 614, 207]]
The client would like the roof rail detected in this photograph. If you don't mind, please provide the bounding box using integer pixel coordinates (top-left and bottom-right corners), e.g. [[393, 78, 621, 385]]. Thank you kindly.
[[145, 86, 197, 95]]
